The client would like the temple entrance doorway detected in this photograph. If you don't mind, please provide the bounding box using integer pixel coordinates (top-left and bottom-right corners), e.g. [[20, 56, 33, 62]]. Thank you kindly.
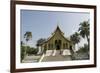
[[55, 40, 61, 50]]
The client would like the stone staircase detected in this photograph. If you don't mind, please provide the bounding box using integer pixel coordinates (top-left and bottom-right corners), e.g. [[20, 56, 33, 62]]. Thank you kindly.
[[55, 50, 61, 55]]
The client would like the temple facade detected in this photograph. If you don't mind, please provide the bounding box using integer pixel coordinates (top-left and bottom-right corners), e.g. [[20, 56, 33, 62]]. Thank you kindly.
[[40, 25, 74, 56]]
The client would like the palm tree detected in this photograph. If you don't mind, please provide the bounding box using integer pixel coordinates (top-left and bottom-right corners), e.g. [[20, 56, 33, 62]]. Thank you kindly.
[[78, 20, 89, 48], [24, 31, 32, 42], [24, 31, 32, 55], [21, 41, 24, 46], [70, 32, 80, 52], [70, 32, 80, 45], [70, 32, 80, 59]]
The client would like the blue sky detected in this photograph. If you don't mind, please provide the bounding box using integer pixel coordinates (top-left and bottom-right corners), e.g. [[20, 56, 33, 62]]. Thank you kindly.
[[21, 10, 89, 48]]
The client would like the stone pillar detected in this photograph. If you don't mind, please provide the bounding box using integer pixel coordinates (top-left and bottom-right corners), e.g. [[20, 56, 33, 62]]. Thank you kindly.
[[68, 43, 69, 49]]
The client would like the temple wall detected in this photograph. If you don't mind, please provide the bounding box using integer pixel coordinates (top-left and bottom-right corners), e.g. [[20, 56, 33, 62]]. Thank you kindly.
[[42, 30, 73, 50]]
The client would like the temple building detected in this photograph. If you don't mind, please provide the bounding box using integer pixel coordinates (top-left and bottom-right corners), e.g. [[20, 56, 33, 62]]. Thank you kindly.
[[39, 25, 74, 56]]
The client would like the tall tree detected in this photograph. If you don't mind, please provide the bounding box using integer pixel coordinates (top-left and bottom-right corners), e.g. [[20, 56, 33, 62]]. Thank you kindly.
[[78, 21, 89, 48], [70, 32, 80, 60], [21, 41, 24, 46], [24, 31, 32, 42], [24, 31, 32, 55], [36, 38, 46, 48], [70, 32, 80, 45], [21, 41, 25, 62]]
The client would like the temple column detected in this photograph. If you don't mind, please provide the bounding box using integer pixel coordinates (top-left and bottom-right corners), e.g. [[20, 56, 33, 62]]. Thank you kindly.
[[68, 43, 69, 49]]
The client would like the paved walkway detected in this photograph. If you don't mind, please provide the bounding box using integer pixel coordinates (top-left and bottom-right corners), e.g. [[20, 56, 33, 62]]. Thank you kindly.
[[41, 55, 72, 62], [22, 50, 72, 63], [22, 55, 41, 63]]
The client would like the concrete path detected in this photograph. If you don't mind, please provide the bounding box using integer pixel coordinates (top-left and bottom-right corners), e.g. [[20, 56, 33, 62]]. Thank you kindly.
[[22, 49, 72, 63], [22, 55, 41, 63], [41, 55, 72, 62]]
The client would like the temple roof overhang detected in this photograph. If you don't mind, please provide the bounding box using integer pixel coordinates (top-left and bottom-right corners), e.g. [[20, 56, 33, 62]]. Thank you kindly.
[[41, 25, 72, 45]]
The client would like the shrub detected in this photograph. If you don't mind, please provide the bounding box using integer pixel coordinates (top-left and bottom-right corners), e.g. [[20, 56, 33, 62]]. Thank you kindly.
[[21, 46, 25, 62], [26, 47, 38, 55], [77, 44, 89, 53]]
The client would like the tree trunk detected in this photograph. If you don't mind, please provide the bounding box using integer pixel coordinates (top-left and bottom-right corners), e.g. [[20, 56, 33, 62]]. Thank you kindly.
[[86, 36, 89, 59], [86, 36, 89, 49], [24, 41, 27, 57]]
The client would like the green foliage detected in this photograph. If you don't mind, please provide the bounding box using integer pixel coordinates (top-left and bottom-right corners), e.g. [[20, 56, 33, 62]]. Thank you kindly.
[[78, 21, 89, 39], [21, 46, 25, 62], [26, 46, 38, 55], [23, 31, 32, 60], [78, 20, 90, 47], [70, 32, 80, 45], [21, 45, 38, 62], [36, 38, 46, 47], [24, 31, 32, 42], [77, 44, 89, 53]]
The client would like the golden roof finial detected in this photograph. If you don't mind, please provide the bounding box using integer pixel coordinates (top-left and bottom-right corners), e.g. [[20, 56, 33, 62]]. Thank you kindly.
[[56, 21, 64, 35]]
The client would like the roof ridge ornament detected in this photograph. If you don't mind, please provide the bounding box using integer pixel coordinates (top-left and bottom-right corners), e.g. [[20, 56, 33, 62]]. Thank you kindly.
[[52, 22, 65, 35]]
